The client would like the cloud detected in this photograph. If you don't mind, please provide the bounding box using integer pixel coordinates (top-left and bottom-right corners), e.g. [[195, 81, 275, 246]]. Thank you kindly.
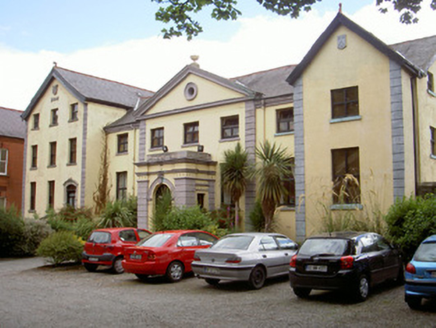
[[0, 2, 435, 110]]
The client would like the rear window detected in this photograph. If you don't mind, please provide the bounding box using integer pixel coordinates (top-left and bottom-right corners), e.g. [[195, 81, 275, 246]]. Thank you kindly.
[[212, 235, 254, 250], [88, 231, 111, 244], [137, 233, 173, 247], [299, 238, 348, 256], [414, 242, 436, 262]]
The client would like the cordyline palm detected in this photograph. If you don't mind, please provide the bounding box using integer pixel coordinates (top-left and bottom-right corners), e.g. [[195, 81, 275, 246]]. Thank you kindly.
[[221, 143, 250, 229], [252, 141, 293, 232]]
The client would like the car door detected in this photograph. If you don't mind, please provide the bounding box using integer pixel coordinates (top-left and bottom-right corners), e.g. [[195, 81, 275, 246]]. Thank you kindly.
[[176, 233, 201, 272], [258, 236, 283, 276], [375, 235, 401, 280], [359, 233, 385, 285], [274, 235, 298, 274]]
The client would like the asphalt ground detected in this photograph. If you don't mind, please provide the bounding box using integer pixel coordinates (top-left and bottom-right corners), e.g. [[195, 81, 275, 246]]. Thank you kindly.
[[0, 257, 435, 328]]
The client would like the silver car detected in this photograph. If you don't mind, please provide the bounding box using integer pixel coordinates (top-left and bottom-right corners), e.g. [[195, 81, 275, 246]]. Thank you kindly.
[[191, 232, 298, 289]]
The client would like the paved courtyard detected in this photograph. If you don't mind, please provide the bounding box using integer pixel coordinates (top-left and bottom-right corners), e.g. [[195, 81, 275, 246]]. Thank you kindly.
[[0, 257, 435, 327]]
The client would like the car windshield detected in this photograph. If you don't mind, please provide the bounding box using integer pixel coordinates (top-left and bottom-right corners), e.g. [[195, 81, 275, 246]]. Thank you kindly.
[[414, 242, 436, 262], [212, 235, 254, 250], [88, 231, 111, 244], [299, 238, 348, 256], [137, 233, 173, 247]]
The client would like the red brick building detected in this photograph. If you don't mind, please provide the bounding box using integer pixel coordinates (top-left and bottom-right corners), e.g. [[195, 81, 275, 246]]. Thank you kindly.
[[0, 107, 26, 211]]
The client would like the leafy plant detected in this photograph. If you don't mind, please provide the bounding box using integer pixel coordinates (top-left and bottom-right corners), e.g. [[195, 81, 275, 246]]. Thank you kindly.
[[98, 197, 137, 228], [0, 206, 24, 257], [36, 231, 84, 265], [151, 189, 173, 231], [18, 218, 53, 256], [249, 201, 267, 232]]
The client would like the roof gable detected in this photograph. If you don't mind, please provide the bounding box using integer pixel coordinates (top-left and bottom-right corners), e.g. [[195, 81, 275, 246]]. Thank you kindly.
[[134, 64, 258, 118], [22, 66, 154, 120], [286, 13, 424, 85]]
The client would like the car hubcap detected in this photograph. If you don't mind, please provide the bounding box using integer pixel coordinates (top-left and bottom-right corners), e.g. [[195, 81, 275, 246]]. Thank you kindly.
[[253, 269, 264, 286], [360, 278, 369, 298], [171, 264, 182, 280], [114, 259, 123, 273]]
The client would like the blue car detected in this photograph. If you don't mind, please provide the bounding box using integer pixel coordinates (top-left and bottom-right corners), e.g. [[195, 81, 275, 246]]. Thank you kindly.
[[405, 235, 436, 309]]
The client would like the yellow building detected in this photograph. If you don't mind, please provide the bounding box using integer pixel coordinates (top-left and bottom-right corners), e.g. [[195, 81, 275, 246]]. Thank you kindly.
[[21, 14, 436, 242], [21, 66, 154, 215]]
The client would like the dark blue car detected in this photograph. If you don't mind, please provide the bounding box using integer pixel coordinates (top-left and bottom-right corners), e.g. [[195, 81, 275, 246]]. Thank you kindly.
[[405, 235, 436, 309]]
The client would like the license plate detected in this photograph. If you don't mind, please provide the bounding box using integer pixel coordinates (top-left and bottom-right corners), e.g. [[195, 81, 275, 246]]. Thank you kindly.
[[431, 272, 436, 278], [204, 267, 220, 274], [130, 254, 142, 260], [89, 257, 99, 262], [306, 265, 327, 272]]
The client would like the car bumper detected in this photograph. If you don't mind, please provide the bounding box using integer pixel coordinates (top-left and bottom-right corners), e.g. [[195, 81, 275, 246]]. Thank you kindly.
[[82, 252, 115, 266], [122, 260, 164, 276], [289, 268, 358, 290], [191, 263, 254, 281], [405, 279, 436, 299]]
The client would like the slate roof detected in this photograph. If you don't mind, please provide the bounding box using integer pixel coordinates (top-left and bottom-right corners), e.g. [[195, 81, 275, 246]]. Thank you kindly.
[[231, 65, 296, 98], [22, 66, 155, 120], [0, 106, 26, 139], [390, 35, 436, 71]]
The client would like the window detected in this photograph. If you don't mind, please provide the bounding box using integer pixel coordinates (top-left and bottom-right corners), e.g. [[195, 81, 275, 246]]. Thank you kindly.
[[197, 193, 205, 209], [428, 72, 434, 93], [332, 147, 360, 204], [30, 182, 36, 211], [49, 142, 57, 166], [31, 145, 38, 168], [48, 181, 55, 209], [221, 115, 239, 139], [0, 148, 7, 175], [184, 122, 199, 144], [66, 185, 76, 208], [33, 114, 40, 129], [69, 138, 77, 164], [331, 86, 359, 119], [116, 172, 127, 200], [119, 229, 137, 242], [117, 134, 128, 154], [259, 236, 279, 251], [0, 197, 5, 209], [276, 108, 294, 133], [151, 128, 164, 149], [431, 127, 436, 156], [51, 109, 59, 126], [70, 103, 79, 121]]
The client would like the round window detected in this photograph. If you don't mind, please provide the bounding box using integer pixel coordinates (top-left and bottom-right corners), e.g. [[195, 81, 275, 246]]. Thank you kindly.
[[184, 82, 198, 101]]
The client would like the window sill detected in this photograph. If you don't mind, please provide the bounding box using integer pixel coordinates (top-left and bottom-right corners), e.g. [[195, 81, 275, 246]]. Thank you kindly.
[[182, 143, 199, 148], [116, 152, 128, 156], [428, 89, 436, 98], [331, 204, 363, 210], [278, 205, 295, 211], [49, 124, 58, 127], [275, 131, 294, 137], [28, 210, 36, 213], [431, 154, 436, 160], [31, 128, 40, 131], [68, 119, 79, 123], [219, 137, 240, 143], [30, 167, 37, 170], [47, 165, 57, 168], [67, 163, 77, 166], [330, 115, 362, 124], [149, 147, 164, 153]]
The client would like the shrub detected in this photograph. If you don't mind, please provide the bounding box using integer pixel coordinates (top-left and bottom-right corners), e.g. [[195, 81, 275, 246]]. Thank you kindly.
[[73, 218, 97, 241], [17, 218, 53, 256], [36, 231, 84, 265], [151, 190, 173, 231], [249, 201, 266, 232], [0, 206, 24, 257], [98, 197, 137, 228], [385, 195, 436, 261]]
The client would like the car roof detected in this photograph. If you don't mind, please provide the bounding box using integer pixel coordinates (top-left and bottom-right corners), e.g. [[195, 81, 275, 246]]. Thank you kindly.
[[153, 230, 212, 234], [93, 227, 137, 233], [307, 231, 370, 240], [224, 232, 289, 238], [422, 235, 436, 243]]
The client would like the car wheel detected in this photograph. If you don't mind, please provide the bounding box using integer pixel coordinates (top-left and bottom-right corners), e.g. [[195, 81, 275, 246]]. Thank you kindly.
[[293, 287, 311, 298], [84, 263, 98, 272], [111, 257, 124, 274], [166, 261, 184, 282], [406, 295, 422, 310], [248, 266, 266, 290], [353, 274, 369, 302], [135, 274, 150, 282], [205, 278, 220, 286]]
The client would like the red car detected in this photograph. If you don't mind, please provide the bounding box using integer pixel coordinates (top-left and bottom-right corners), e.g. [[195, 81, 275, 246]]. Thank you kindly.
[[82, 227, 151, 274], [122, 230, 219, 282]]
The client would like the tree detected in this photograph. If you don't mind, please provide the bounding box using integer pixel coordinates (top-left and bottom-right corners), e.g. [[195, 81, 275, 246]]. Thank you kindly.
[[221, 143, 250, 229], [252, 140, 293, 232], [152, 0, 435, 39], [93, 133, 112, 215]]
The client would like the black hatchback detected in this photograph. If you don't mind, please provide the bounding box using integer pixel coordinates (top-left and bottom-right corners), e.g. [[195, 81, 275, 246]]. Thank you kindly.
[[289, 231, 403, 302]]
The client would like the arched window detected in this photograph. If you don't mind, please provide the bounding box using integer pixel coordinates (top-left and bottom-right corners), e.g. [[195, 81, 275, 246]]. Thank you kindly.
[[66, 185, 77, 208]]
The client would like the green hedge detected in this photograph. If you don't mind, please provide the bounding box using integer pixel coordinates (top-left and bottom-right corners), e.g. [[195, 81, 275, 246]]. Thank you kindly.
[[36, 231, 84, 265]]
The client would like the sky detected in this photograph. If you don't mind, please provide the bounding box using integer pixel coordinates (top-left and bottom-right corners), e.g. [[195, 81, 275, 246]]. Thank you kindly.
[[0, 0, 435, 111]]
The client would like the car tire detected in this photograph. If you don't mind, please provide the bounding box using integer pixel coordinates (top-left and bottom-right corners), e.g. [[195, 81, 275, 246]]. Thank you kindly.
[[293, 287, 311, 298], [111, 257, 124, 274], [135, 274, 150, 282], [166, 261, 184, 282], [406, 295, 422, 310], [248, 266, 266, 290], [205, 278, 220, 286], [353, 274, 369, 302], [84, 263, 98, 272]]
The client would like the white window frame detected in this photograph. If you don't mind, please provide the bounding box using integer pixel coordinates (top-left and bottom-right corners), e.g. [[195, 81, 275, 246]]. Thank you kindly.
[[0, 148, 8, 175]]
